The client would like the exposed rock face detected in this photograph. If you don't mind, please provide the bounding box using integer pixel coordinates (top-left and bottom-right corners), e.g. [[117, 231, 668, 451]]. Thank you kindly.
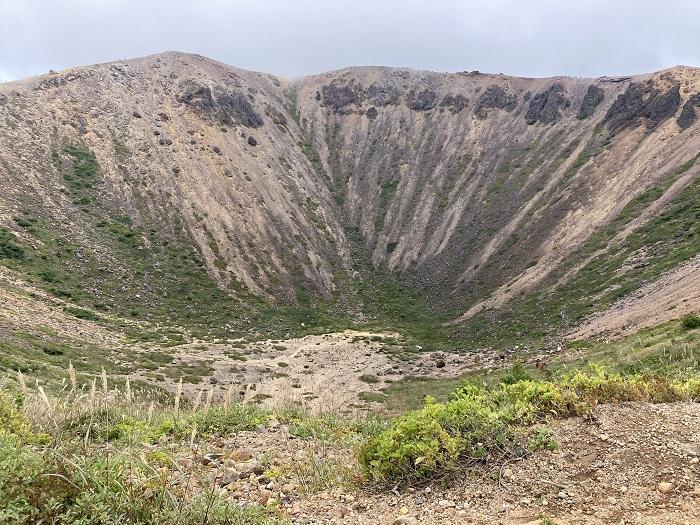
[[644, 83, 680, 129], [604, 82, 680, 134], [177, 79, 263, 128], [577, 84, 605, 119], [366, 83, 399, 106], [605, 83, 646, 134], [678, 93, 700, 129], [525, 83, 570, 124], [440, 94, 468, 113], [407, 89, 437, 111], [474, 85, 517, 118], [321, 81, 361, 111]]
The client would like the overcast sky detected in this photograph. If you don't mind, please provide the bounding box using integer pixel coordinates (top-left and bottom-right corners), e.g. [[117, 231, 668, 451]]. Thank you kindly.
[[1, 0, 699, 83]]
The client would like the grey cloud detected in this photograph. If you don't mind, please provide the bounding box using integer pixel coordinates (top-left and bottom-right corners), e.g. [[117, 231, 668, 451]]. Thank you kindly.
[[0, 0, 699, 82]]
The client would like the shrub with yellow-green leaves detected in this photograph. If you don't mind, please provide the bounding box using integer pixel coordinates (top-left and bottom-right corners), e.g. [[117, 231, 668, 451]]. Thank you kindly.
[[359, 366, 700, 484]]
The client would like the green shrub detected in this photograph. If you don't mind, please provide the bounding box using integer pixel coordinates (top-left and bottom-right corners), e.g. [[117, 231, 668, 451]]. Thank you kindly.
[[0, 228, 25, 260], [63, 306, 102, 322], [681, 313, 700, 330], [529, 427, 558, 451], [499, 362, 532, 385], [359, 366, 699, 484], [0, 391, 27, 436], [359, 385, 509, 482]]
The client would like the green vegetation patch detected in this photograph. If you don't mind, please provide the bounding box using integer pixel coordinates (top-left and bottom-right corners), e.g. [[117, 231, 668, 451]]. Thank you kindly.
[[359, 365, 700, 484]]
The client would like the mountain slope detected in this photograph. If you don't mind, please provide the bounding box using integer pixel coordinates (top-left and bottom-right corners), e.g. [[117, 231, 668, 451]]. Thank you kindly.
[[0, 52, 699, 351]]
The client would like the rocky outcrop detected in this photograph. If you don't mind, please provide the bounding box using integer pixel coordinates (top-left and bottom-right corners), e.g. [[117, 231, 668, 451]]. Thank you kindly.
[[474, 85, 517, 118], [176, 79, 263, 128], [407, 89, 437, 111], [525, 84, 570, 125], [365, 84, 400, 106], [678, 93, 700, 129], [604, 82, 680, 134], [440, 94, 468, 113], [604, 83, 646, 134], [577, 84, 604, 119], [644, 83, 680, 129], [321, 81, 361, 112]]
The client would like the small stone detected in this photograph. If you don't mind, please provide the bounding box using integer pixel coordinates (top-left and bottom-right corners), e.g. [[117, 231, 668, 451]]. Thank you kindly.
[[399, 505, 409, 515], [257, 489, 272, 505], [503, 467, 514, 479], [690, 457, 699, 465], [247, 136, 258, 146], [217, 472, 238, 487], [392, 517, 417, 525], [658, 482, 674, 494], [200, 453, 223, 465], [237, 461, 265, 476], [230, 449, 253, 461], [607, 496, 618, 505]]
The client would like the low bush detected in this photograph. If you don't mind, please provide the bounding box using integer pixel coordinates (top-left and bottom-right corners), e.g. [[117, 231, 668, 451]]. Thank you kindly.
[[359, 366, 700, 483], [681, 313, 700, 330], [0, 227, 25, 260]]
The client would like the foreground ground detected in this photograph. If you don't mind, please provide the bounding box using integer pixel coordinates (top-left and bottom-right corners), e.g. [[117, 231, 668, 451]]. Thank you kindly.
[[3, 363, 699, 525], [268, 402, 700, 524]]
